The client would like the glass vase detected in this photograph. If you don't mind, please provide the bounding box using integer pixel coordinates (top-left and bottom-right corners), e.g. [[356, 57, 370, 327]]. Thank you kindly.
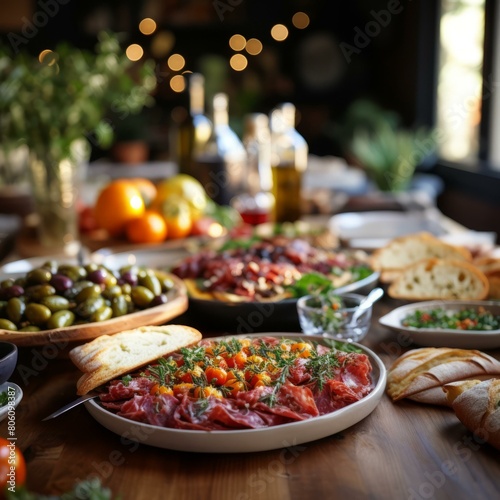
[[27, 139, 89, 255]]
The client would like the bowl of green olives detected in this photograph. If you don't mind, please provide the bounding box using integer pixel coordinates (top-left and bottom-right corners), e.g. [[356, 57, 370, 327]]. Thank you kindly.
[[0, 260, 188, 346]]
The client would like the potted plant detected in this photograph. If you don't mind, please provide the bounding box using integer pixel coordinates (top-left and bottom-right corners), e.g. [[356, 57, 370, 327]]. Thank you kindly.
[[340, 100, 436, 193], [0, 32, 156, 253]]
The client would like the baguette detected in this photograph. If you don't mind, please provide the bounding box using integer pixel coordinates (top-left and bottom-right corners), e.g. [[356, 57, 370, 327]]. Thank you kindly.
[[370, 232, 471, 283], [443, 379, 500, 450], [387, 258, 489, 301], [473, 257, 500, 299], [70, 325, 202, 395], [386, 347, 500, 406]]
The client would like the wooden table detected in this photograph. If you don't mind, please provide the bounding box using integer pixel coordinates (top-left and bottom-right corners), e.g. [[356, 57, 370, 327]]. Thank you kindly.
[[2, 297, 499, 500]]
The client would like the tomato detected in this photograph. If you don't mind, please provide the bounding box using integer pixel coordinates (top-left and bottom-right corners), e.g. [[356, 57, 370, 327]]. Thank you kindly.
[[291, 342, 312, 358], [172, 383, 194, 397], [225, 351, 248, 369], [150, 384, 173, 396], [190, 217, 225, 238], [176, 365, 203, 384], [250, 372, 272, 388], [0, 437, 26, 496], [78, 205, 98, 233], [193, 386, 223, 399], [205, 366, 228, 386], [224, 379, 246, 397]]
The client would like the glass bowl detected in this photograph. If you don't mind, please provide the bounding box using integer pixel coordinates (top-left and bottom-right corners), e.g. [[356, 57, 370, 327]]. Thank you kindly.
[[296, 293, 372, 342]]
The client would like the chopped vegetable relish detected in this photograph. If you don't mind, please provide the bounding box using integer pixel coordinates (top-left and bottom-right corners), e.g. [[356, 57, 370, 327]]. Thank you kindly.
[[401, 307, 500, 331]]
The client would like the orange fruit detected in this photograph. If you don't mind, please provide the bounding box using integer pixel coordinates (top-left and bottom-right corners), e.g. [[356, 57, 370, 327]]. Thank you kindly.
[[125, 210, 168, 244], [94, 180, 145, 237], [125, 177, 157, 207], [161, 196, 192, 239]]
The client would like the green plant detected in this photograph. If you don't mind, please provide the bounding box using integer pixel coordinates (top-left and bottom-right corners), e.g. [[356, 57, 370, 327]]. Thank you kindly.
[[341, 100, 436, 192], [0, 31, 156, 161]]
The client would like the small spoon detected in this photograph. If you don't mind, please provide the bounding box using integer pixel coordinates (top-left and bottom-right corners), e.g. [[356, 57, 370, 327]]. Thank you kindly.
[[348, 287, 384, 326]]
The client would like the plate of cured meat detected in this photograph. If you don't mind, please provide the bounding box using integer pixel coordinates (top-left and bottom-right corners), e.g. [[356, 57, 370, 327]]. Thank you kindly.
[[84, 333, 386, 453], [168, 235, 379, 332]]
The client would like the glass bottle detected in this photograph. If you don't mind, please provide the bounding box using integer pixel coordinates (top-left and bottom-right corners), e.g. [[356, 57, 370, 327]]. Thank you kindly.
[[193, 92, 246, 205], [231, 113, 274, 225], [270, 103, 308, 223], [173, 73, 212, 177]]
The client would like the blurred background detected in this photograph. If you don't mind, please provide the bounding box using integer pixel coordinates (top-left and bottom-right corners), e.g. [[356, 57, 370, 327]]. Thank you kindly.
[[0, 0, 499, 238]]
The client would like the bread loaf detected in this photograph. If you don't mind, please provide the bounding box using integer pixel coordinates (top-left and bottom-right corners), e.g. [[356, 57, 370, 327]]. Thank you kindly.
[[370, 232, 471, 283], [387, 258, 489, 301], [386, 347, 500, 405], [473, 257, 500, 299], [70, 325, 202, 395], [443, 378, 500, 450]]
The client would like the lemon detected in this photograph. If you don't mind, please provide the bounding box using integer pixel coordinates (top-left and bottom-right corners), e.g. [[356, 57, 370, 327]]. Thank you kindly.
[[153, 174, 208, 221]]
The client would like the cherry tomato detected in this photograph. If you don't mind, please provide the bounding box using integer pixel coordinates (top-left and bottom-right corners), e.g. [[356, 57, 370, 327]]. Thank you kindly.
[[150, 384, 174, 396], [176, 365, 203, 383], [225, 351, 248, 369], [0, 437, 26, 496], [205, 366, 228, 386], [224, 379, 246, 397], [250, 372, 272, 388], [173, 383, 194, 397], [291, 342, 312, 358], [193, 386, 223, 399]]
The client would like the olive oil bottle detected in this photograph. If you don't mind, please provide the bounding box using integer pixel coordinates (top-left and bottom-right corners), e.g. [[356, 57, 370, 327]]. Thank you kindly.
[[173, 73, 212, 177], [270, 103, 308, 222]]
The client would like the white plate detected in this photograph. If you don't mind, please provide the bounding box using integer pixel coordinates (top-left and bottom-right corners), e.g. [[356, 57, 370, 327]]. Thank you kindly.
[[0, 382, 23, 422], [379, 300, 500, 349], [329, 210, 448, 249], [85, 333, 386, 453]]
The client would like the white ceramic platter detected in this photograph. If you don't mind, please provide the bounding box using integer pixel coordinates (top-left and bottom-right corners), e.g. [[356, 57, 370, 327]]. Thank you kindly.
[[329, 210, 449, 249], [379, 300, 500, 349], [0, 382, 23, 422], [85, 333, 387, 453]]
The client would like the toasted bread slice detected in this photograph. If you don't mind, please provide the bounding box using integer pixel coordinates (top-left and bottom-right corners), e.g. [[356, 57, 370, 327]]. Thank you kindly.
[[370, 232, 471, 280], [388, 258, 489, 301], [69, 325, 202, 395]]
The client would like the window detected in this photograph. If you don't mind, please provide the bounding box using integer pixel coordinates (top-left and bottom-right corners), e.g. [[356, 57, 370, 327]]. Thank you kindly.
[[437, 0, 485, 165]]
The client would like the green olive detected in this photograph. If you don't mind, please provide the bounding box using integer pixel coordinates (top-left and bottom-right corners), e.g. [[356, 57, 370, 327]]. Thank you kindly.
[[65, 280, 95, 300], [0, 318, 18, 331], [0, 279, 15, 289], [19, 325, 41, 332], [41, 260, 58, 273], [75, 284, 102, 303], [75, 296, 105, 318], [111, 295, 129, 317], [131, 286, 154, 308], [46, 310, 75, 329], [139, 274, 162, 297], [90, 305, 113, 323], [40, 295, 71, 312], [102, 285, 122, 300], [25, 284, 56, 302], [26, 268, 52, 285], [25, 303, 52, 325], [6, 297, 25, 324], [57, 264, 87, 282]]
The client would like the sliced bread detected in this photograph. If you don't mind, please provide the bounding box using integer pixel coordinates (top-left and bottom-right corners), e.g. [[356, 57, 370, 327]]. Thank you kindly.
[[70, 325, 202, 395], [387, 258, 489, 301], [371, 232, 471, 283]]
